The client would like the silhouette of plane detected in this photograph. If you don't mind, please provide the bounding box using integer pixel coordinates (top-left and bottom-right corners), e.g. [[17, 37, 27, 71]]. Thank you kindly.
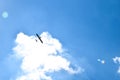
[[36, 33, 43, 43]]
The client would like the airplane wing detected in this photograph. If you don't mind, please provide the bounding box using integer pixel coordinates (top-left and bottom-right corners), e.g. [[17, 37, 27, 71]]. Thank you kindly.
[[36, 33, 43, 43]]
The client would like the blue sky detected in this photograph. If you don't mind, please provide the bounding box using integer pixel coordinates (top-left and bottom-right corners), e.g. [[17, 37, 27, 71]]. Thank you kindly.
[[0, 0, 120, 80]]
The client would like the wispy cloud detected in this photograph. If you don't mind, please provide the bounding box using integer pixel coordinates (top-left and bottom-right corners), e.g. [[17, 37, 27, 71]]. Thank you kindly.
[[13, 32, 84, 80], [97, 59, 105, 64], [1, 11, 8, 19]]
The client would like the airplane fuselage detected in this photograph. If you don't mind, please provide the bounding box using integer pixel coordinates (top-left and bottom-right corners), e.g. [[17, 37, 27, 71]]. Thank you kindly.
[[36, 33, 43, 43]]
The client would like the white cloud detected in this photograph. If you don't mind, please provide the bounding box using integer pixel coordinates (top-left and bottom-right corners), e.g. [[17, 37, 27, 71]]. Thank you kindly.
[[117, 66, 120, 74], [2, 11, 8, 18], [113, 57, 120, 64], [113, 57, 120, 74], [97, 59, 105, 64], [13, 32, 83, 80]]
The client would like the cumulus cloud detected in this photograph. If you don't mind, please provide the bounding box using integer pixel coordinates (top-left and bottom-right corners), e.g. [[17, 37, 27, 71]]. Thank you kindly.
[[13, 32, 83, 80], [113, 57, 120, 64], [113, 57, 120, 74]]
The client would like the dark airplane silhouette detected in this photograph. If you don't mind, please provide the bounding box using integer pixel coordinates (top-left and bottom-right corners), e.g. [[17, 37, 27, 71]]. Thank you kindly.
[[36, 33, 43, 43]]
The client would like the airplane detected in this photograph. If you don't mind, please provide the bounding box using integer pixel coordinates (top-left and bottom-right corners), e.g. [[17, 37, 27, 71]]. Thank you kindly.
[[36, 33, 43, 43]]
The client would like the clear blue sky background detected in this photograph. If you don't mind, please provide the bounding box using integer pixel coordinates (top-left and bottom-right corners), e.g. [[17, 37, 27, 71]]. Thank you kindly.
[[0, 0, 120, 80]]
